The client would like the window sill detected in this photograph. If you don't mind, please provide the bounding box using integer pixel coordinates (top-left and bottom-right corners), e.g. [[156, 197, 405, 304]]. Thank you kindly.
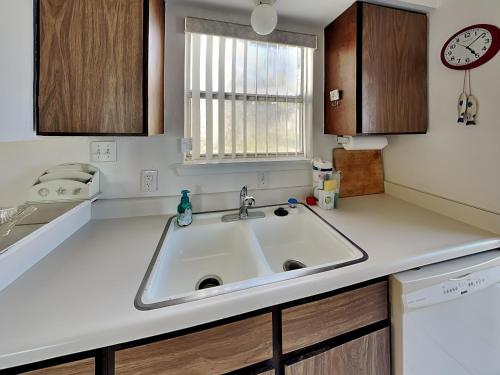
[[175, 158, 311, 176]]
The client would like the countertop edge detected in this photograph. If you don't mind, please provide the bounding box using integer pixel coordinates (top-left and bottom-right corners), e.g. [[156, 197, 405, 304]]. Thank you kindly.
[[1, 195, 500, 369]]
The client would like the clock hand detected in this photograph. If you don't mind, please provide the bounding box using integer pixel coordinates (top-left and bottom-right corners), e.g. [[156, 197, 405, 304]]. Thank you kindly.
[[466, 46, 478, 55], [466, 33, 486, 48], [456, 42, 478, 56]]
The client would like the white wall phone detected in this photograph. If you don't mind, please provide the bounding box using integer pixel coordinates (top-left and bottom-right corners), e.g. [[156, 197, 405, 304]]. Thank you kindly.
[[29, 163, 100, 202]]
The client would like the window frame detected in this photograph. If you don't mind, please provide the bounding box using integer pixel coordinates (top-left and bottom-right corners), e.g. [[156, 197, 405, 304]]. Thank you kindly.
[[183, 21, 316, 164]]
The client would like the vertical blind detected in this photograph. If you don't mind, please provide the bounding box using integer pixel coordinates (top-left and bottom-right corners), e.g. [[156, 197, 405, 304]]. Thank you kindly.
[[184, 25, 315, 161]]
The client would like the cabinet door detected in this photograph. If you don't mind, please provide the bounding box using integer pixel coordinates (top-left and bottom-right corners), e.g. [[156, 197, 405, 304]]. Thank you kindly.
[[38, 0, 144, 135], [361, 4, 427, 134], [324, 3, 358, 136], [115, 314, 273, 375], [282, 281, 388, 353], [285, 328, 390, 375], [24, 358, 94, 375]]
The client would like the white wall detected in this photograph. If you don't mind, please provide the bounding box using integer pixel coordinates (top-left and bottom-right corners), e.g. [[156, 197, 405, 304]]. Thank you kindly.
[[0, 0, 35, 142], [0, 1, 334, 207], [384, 0, 500, 213]]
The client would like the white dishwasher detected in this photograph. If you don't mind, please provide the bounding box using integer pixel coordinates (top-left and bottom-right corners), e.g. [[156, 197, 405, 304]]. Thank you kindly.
[[390, 249, 500, 375]]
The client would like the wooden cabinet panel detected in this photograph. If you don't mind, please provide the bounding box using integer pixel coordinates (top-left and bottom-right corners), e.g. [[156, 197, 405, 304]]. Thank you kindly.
[[324, 3, 357, 136], [24, 358, 94, 375], [361, 3, 427, 134], [147, 0, 165, 136], [282, 281, 387, 353], [324, 2, 427, 135], [37, 0, 164, 135], [39, 0, 143, 134], [285, 328, 390, 375], [115, 314, 273, 375]]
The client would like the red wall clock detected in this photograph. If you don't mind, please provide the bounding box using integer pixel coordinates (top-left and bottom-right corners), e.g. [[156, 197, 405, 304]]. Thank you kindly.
[[441, 24, 500, 70]]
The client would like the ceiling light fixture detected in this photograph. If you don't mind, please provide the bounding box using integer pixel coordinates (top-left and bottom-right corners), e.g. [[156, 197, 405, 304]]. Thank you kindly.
[[251, 0, 278, 36]]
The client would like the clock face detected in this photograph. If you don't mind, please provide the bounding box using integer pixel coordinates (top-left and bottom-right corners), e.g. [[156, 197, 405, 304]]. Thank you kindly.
[[441, 24, 500, 70]]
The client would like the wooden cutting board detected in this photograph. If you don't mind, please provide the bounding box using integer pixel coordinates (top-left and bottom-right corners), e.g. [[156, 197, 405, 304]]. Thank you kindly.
[[333, 149, 384, 198]]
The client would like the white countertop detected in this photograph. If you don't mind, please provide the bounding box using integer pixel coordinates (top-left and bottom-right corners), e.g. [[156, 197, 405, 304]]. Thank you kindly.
[[0, 194, 499, 369]]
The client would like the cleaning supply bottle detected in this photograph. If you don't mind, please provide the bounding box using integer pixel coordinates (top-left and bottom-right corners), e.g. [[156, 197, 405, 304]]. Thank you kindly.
[[177, 190, 192, 227], [319, 180, 336, 210]]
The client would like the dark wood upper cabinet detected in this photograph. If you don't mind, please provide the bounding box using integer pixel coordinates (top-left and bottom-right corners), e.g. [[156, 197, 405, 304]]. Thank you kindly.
[[36, 0, 164, 136], [324, 2, 428, 135]]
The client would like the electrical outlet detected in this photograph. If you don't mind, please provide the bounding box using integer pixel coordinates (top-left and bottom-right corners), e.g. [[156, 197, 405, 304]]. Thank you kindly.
[[141, 170, 158, 192], [257, 171, 269, 187], [91, 141, 116, 162]]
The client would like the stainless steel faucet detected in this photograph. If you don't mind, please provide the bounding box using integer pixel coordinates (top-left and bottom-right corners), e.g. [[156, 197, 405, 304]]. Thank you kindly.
[[239, 185, 255, 219], [221, 186, 265, 222]]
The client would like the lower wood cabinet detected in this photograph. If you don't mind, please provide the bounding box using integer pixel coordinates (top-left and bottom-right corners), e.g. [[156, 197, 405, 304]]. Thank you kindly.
[[12, 278, 390, 375], [114, 314, 273, 375], [282, 281, 387, 353], [23, 358, 94, 375], [284, 328, 390, 375]]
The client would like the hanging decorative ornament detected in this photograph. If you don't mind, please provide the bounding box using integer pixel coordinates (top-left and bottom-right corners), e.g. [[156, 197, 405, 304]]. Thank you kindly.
[[441, 24, 499, 126], [457, 70, 478, 126], [457, 74, 467, 124], [466, 94, 478, 125]]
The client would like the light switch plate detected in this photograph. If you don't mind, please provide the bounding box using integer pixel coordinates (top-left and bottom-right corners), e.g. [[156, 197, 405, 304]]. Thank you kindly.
[[91, 141, 116, 162], [257, 171, 269, 187]]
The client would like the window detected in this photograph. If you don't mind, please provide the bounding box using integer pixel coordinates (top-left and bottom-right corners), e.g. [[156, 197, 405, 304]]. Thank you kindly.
[[184, 18, 315, 162]]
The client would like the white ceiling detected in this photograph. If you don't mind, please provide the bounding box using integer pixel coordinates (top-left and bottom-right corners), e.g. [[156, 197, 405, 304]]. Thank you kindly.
[[168, 0, 437, 27]]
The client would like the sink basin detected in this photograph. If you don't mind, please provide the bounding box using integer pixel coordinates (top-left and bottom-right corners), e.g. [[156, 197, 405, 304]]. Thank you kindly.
[[250, 210, 361, 273], [136, 204, 367, 309], [143, 218, 272, 301]]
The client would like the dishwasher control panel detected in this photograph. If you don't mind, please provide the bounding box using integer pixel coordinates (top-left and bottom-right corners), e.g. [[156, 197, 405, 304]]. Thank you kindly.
[[404, 266, 500, 310]]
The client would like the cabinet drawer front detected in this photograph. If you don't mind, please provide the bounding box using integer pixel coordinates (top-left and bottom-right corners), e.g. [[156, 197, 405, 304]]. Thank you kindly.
[[115, 313, 273, 375], [24, 358, 94, 375], [282, 281, 387, 353], [285, 327, 390, 375]]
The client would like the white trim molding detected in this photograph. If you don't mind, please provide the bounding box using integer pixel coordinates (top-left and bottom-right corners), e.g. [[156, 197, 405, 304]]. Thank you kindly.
[[385, 181, 500, 235]]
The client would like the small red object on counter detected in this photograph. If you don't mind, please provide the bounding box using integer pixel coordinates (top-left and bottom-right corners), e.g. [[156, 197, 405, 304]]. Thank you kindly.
[[306, 196, 317, 206]]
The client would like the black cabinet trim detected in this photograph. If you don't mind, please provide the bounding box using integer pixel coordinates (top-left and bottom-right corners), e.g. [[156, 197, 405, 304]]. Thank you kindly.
[[2, 349, 97, 375]]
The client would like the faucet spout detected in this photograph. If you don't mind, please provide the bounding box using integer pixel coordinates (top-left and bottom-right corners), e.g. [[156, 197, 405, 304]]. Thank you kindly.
[[221, 186, 265, 222]]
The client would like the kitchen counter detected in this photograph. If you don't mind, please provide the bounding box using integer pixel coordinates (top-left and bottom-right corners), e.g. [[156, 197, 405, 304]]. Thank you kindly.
[[0, 201, 81, 254], [0, 194, 499, 369]]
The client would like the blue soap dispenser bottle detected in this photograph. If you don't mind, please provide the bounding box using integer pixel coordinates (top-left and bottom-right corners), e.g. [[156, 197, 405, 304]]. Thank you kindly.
[[177, 190, 192, 227]]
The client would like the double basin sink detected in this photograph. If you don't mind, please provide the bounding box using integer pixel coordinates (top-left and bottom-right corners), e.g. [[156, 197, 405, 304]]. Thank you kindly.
[[135, 204, 367, 310]]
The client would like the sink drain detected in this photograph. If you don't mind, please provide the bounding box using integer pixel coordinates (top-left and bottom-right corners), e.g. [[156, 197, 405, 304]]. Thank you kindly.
[[195, 275, 223, 290], [283, 259, 307, 272]]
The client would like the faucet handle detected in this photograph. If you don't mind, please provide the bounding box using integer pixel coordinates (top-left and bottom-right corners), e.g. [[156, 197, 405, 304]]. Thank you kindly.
[[243, 196, 255, 207]]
